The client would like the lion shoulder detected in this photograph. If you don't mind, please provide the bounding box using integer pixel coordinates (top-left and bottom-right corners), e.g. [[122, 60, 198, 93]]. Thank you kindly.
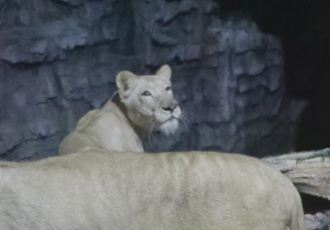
[[59, 102, 144, 155]]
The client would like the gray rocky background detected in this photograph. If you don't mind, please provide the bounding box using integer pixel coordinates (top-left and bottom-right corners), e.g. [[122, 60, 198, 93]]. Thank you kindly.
[[0, 0, 294, 160], [305, 211, 330, 230]]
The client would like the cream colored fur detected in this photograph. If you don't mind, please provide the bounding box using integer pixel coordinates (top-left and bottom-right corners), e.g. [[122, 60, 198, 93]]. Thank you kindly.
[[59, 65, 181, 155], [0, 150, 304, 230]]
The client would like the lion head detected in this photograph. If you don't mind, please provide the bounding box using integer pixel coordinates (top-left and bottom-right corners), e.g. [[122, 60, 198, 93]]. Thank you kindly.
[[116, 65, 182, 135]]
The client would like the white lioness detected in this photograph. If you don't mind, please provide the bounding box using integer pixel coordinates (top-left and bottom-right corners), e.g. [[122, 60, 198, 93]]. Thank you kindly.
[[59, 65, 181, 155], [0, 150, 304, 230]]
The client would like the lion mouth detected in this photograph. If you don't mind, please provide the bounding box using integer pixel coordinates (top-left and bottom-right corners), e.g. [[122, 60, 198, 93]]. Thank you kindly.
[[161, 116, 178, 124]]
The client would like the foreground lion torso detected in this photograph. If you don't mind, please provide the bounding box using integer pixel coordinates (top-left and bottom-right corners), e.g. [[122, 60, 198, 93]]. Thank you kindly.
[[0, 150, 304, 230], [59, 65, 181, 155]]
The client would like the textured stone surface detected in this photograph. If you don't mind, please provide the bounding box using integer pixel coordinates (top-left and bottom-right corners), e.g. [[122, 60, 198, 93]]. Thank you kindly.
[[305, 211, 330, 230], [0, 0, 294, 160]]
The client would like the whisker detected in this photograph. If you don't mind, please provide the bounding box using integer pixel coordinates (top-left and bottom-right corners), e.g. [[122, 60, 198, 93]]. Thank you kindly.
[[183, 112, 193, 125], [181, 112, 192, 127], [148, 121, 159, 148], [179, 118, 189, 134], [179, 113, 192, 134], [184, 117, 192, 128]]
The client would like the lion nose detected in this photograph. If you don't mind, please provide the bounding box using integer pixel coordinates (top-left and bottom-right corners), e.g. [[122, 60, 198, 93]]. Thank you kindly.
[[163, 103, 177, 112]]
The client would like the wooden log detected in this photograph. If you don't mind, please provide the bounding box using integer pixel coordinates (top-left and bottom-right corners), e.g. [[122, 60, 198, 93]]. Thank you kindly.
[[262, 148, 330, 200]]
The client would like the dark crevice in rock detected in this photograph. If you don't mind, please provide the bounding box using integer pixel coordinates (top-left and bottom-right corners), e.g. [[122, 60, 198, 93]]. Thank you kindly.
[[0, 140, 22, 158], [157, 7, 198, 26], [301, 193, 330, 214], [50, 0, 85, 8]]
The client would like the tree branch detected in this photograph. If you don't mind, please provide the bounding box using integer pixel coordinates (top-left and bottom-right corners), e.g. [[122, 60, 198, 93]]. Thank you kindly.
[[262, 148, 330, 200]]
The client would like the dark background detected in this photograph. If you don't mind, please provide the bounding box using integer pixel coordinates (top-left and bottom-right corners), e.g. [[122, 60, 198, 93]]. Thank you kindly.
[[220, 0, 330, 151], [220, 0, 330, 214]]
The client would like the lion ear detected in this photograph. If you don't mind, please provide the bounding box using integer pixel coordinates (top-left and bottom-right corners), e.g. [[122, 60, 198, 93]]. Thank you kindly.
[[156, 65, 172, 80], [116, 71, 137, 92]]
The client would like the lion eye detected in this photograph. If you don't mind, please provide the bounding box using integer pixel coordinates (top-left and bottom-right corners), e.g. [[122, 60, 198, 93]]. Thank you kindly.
[[141, 90, 151, 96], [165, 86, 171, 91]]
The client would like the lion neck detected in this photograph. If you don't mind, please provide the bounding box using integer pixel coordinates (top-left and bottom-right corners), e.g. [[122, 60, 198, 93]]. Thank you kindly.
[[102, 93, 150, 140]]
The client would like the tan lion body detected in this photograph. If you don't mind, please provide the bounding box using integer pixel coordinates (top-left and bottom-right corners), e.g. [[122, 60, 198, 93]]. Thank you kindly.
[[0, 150, 304, 230], [59, 65, 181, 155], [59, 101, 145, 154]]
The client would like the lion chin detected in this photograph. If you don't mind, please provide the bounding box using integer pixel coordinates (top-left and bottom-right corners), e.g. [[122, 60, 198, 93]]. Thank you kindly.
[[159, 118, 179, 135]]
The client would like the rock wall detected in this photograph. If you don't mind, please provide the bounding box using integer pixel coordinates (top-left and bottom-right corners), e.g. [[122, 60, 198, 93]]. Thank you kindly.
[[305, 211, 330, 230], [0, 0, 293, 160]]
